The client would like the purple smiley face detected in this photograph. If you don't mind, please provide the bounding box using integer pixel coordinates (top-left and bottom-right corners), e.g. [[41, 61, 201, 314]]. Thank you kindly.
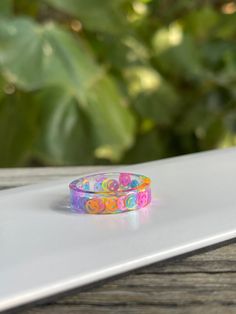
[[107, 179, 119, 192]]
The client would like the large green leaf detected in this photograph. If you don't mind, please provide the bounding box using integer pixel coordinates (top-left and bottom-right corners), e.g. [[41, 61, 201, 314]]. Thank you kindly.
[[0, 0, 12, 16], [85, 76, 135, 161], [0, 17, 135, 162], [33, 88, 94, 165], [0, 17, 100, 93], [0, 91, 39, 167], [44, 0, 127, 33]]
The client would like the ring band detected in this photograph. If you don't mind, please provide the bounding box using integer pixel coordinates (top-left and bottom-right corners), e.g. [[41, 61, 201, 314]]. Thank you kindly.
[[69, 172, 151, 214]]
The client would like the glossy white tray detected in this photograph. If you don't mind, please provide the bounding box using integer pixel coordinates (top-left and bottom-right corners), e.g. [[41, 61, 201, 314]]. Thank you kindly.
[[0, 148, 236, 311]]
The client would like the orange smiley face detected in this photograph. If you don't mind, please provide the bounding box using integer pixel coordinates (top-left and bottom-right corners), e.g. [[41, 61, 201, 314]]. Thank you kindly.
[[86, 198, 104, 214], [104, 197, 118, 213]]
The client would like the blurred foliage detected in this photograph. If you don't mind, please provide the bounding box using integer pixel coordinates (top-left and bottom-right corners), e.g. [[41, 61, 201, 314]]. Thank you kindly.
[[0, 0, 236, 166]]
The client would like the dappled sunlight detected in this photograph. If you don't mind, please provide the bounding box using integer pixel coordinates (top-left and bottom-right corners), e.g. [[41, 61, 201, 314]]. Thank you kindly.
[[222, 2, 236, 14], [152, 23, 183, 53], [124, 66, 161, 96]]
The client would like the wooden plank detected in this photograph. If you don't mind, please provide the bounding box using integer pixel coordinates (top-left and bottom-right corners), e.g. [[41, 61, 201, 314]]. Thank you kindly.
[[20, 305, 236, 314], [0, 166, 109, 188], [19, 240, 236, 314], [1, 168, 235, 314]]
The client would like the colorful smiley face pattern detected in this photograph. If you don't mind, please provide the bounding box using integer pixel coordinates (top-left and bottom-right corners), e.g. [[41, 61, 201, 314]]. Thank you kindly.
[[71, 188, 151, 214], [70, 173, 151, 214]]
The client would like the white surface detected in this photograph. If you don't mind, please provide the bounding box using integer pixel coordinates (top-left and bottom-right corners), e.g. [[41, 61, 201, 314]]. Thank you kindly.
[[0, 148, 236, 311]]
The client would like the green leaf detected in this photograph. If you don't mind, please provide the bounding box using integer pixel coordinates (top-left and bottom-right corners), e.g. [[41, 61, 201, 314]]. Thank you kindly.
[[0, 17, 135, 162], [134, 89, 180, 126], [44, 0, 127, 33], [122, 129, 167, 164], [125, 66, 180, 125], [0, 75, 6, 102], [182, 7, 220, 39], [85, 76, 136, 161], [34, 88, 94, 165], [200, 40, 235, 70], [0, 91, 39, 167], [0, 0, 12, 16], [91, 35, 149, 69], [199, 118, 224, 150], [0, 17, 100, 93], [216, 13, 236, 39], [134, 75, 180, 125], [153, 32, 205, 81]]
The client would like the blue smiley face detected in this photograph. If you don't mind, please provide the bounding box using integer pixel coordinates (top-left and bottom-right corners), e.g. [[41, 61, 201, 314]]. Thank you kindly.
[[125, 194, 137, 209]]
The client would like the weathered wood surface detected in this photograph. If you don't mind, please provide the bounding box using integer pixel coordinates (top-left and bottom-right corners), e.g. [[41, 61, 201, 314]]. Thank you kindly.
[[0, 166, 106, 188], [1, 168, 235, 314]]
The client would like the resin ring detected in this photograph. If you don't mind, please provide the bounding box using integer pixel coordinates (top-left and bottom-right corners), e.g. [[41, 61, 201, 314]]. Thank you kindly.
[[69, 172, 151, 214]]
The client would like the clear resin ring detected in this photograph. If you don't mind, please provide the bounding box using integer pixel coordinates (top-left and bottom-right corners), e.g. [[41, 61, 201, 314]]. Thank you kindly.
[[69, 172, 151, 214]]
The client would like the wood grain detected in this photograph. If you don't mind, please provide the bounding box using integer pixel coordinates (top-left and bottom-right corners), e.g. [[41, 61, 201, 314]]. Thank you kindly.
[[1, 167, 235, 314], [0, 166, 107, 188]]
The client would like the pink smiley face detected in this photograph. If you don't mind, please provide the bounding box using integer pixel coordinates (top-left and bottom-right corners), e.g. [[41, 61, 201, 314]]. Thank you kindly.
[[119, 173, 131, 187], [137, 191, 149, 207], [117, 196, 126, 211]]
